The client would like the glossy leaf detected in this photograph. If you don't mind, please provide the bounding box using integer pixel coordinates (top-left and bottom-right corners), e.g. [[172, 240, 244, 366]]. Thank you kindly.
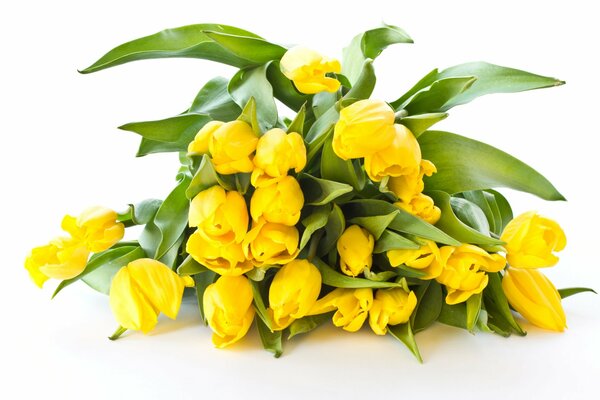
[[188, 76, 241, 121], [411, 281, 443, 333], [203, 30, 286, 64], [320, 138, 365, 190], [251, 281, 273, 331], [305, 107, 338, 146], [300, 205, 330, 250], [286, 103, 306, 135], [288, 313, 332, 339], [558, 287, 597, 299], [483, 272, 526, 336], [299, 174, 353, 206], [186, 155, 219, 199], [450, 196, 491, 236], [388, 323, 423, 363], [256, 317, 283, 358], [419, 131, 565, 201], [312, 92, 338, 120], [460, 190, 497, 234], [402, 77, 477, 114], [398, 113, 448, 137], [373, 230, 420, 253], [317, 204, 346, 256], [349, 212, 398, 240], [438, 301, 467, 329], [177, 255, 208, 276], [117, 198, 162, 226], [344, 59, 376, 100], [466, 293, 482, 332], [266, 62, 308, 112], [486, 190, 513, 233], [120, 114, 211, 145], [313, 258, 402, 289], [194, 270, 217, 325]]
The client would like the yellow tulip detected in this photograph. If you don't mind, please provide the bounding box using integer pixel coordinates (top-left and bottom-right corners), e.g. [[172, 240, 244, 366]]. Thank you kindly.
[[109, 258, 194, 334], [186, 230, 254, 276], [387, 239, 443, 280], [268, 259, 322, 330], [204, 275, 255, 348], [369, 288, 417, 335], [280, 46, 341, 94], [364, 124, 421, 182], [189, 186, 248, 244], [389, 159, 437, 204], [308, 288, 373, 332], [61, 206, 124, 253], [243, 219, 299, 266], [332, 99, 396, 160], [502, 267, 566, 332], [337, 225, 374, 277], [501, 211, 567, 269], [434, 244, 506, 305], [251, 128, 306, 188], [187, 121, 224, 155], [209, 120, 258, 175], [395, 193, 441, 225], [25, 237, 89, 286], [250, 176, 304, 226]]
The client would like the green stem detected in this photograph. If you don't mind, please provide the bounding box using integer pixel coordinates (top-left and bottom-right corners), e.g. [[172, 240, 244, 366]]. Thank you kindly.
[[307, 230, 324, 262], [108, 325, 127, 341]]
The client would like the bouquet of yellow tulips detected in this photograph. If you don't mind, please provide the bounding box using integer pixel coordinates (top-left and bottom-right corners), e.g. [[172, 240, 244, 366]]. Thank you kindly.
[[26, 23, 595, 360]]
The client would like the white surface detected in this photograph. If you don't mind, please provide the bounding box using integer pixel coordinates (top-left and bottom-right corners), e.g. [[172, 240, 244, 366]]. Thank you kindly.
[[2, 0, 599, 398]]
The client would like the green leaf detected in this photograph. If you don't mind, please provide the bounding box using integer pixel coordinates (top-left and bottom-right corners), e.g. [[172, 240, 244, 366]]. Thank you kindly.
[[251, 281, 273, 331], [305, 117, 336, 168], [391, 68, 438, 110], [288, 313, 332, 339], [450, 196, 492, 236], [363, 270, 398, 282], [229, 64, 278, 132], [53, 246, 145, 297], [312, 92, 338, 120], [80, 24, 265, 73], [349, 212, 398, 240], [398, 113, 448, 137], [120, 114, 211, 145], [486, 190, 513, 233], [177, 255, 208, 276], [387, 323, 423, 363], [117, 199, 162, 226], [313, 258, 402, 289], [203, 30, 286, 64], [317, 203, 346, 256], [236, 97, 261, 135], [286, 103, 306, 135], [188, 76, 241, 121], [300, 205, 330, 250], [320, 138, 365, 191], [158, 232, 184, 269], [186, 155, 219, 199], [256, 317, 283, 358], [460, 190, 497, 234], [266, 62, 308, 112], [483, 272, 526, 336], [373, 230, 420, 253], [559, 287, 597, 299], [401, 77, 477, 114], [136, 138, 187, 157], [411, 281, 443, 333], [438, 301, 467, 329], [419, 131, 565, 201], [194, 271, 217, 325], [299, 174, 353, 206], [466, 293, 483, 332], [345, 59, 376, 100]]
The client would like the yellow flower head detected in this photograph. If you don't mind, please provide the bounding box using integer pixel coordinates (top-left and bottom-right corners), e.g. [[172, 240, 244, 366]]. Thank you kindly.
[[332, 99, 396, 160], [280, 46, 341, 94], [387, 239, 443, 280], [369, 288, 417, 335], [25, 237, 89, 287], [268, 259, 322, 330], [395, 193, 441, 225], [61, 206, 124, 253], [250, 176, 304, 226], [204, 275, 255, 348], [501, 211, 566, 269], [109, 258, 194, 334], [337, 225, 374, 277], [364, 124, 421, 182], [309, 288, 373, 332], [434, 244, 506, 305], [243, 219, 299, 266], [502, 267, 566, 332], [186, 230, 254, 276], [189, 186, 249, 244], [389, 159, 437, 204], [251, 128, 306, 188], [187, 121, 224, 155], [209, 120, 258, 175]]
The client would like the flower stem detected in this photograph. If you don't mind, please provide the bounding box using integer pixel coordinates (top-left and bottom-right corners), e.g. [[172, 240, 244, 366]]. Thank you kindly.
[[108, 325, 127, 341]]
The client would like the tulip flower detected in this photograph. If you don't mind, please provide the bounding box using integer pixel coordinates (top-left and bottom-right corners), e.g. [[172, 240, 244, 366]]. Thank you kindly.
[[501, 211, 566, 269], [309, 288, 373, 332], [25, 237, 89, 287], [332, 99, 396, 160], [395, 193, 441, 225], [280, 46, 341, 94], [268, 259, 322, 330], [61, 206, 124, 253], [187, 121, 224, 155], [337, 225, 374, 277], [209, 120, 258, 174], [250, 176, 304, 226], [251, 128, 306, 187], [109, 258, 194, 334], [243, 219, 299, 266], [389, 160, 437, 204], [186, 230, 254, 276], [502, 267, 566, 331], [369, 288, 417, 335], [387, 239, 443, 279], [204, 275, 255, 348], [364, 124, 421, 182]]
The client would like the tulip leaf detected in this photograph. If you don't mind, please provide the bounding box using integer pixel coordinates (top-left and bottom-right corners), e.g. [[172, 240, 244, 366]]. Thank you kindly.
[[188, 76, 242, 121], [177, 255, 208, 276], [349, 212, 398, 240], [475, 309, 497, 335], [299, 174, 353, 206], [320, 138, 365, 191], [288, 313, 333, 340], [419, 131, 565, 201], [305, 106, 338, 144], [460, 190, 497, 234], [486, 190, 513, 233], [317, 203, 346, 256], [120, 113, 211, 145], [256, 317, 283, 358], [117, 198, 162, 227], [401, 77, 477, 115], [186, 155, 220, 199], [202, 30, 286, 64], [363, 270, 398, 282], [387, 323, 423, 363], [411, 281, 443, 334], [158, 232, 184, 269], [374, 230, 420, 253], [251, 281, 273, 331], [466, 292, 483, 332], [398, 113, 448, 137], [343, 199, 460, 246], [437, 301, 467, 329], [266, 62, 308, 112], [558, 287, 597, 299], [300, 205, 331, 250], [229, 63, 278, 132], [450, 196, 492, 236], [312, 92, 338, 120], [313, 258, 402, 289], [483, 272, 526, 336], [345, 59, 376, 100], [194, 270, 217, 325], [391, 68, 439, 110], [286, 103, 306, 135], [79, 24, 265, 73]]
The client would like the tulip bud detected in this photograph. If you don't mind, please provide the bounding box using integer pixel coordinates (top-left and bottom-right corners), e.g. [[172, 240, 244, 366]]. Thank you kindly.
[[502, 267, 566, 331], [251, 128, 306, 188], [332, 99, 396, 160], [389, 159, 437, 204], [186, 230, 254, 276], [189, 186, 249, 244], [369, 288, 417, 335], [280, 46, 341, 94], [243, 219, 299, 266], [268, 259, 322, 330], [337, 225, 374, 277], [250, 176, 304, 226], [434, 245, 506, 305], [309, 288, 373, 332], [501, 211, 566, 269], [187, 121, 224, 155], [109, 258, 194, 334], [209, 120, 258, 175], [395, 193, 441, 225], [25, 237, 89, 286], [61, 206, 124, 253], [387, 239, 442, 279], [204, 275, 255, 348], [364, 124, 421, 182]]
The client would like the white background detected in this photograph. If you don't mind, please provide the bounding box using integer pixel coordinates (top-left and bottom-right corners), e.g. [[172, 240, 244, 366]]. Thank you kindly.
[[2, 0, 599, 398]]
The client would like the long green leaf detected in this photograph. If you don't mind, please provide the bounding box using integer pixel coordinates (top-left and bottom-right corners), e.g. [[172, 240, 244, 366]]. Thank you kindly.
[[194, 271, 217, 325], [411, 281, 443, 333], [399, 113, 448, 137], [466, 293, 482, 332], [402, 77, 476, 114], [450, 196, 492, 236], [81, 246, 146, 295], [186, 155, 219, 199], [177, 255, 208, 276], [119, 114, 211, 144], [300, 205, 330, 250], [313, 258, 402, 289], [288, 313, 332, 339], [320, 138, 365, 191], [256, 317, 283, 358], [374, 230, 420, 253], [483, 272, 526, 336], [559, 287, 597, 299], [117, 199, 162, 226], [266, 62, 308, 112], [345, 59, 376, 100], [388, 323, 423, 363], [317, 204, 346, 256], [188, 76, 241, 121], [203, 30, 286, 64], [299, 174, 353, 206]]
